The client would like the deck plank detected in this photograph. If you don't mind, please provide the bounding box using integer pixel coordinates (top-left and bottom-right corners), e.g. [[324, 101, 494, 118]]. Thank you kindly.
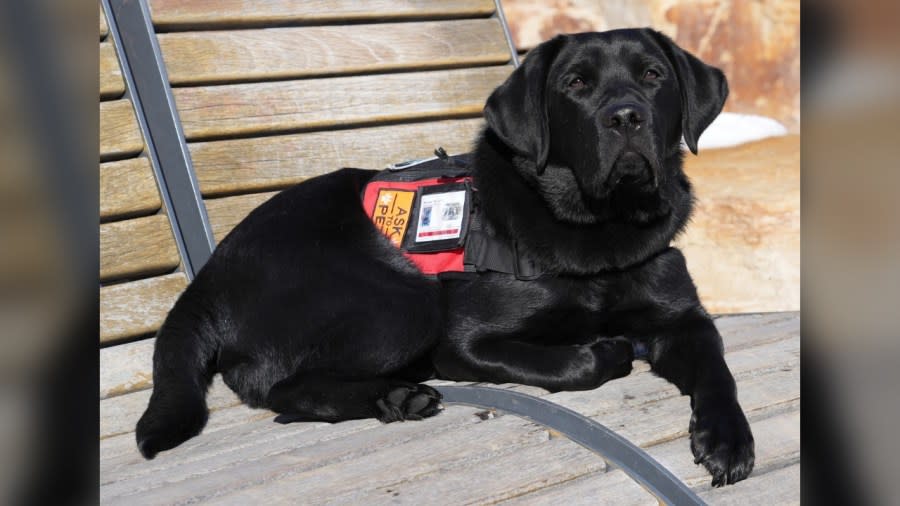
[[102, 411, 550, 504], [100, 314, 797, 504], [100, 41, 125, 100], [172, 66, 510, 140], [208, 421, 595, 506], [699, 463, 800, 505], [191, 118, 483, 197], [100, 356, 797, 504], [101, 405, 486, 492], [159, 19, 509, 85], [269, 374, 794, 505], [99, 273, 187, 344], [100, 157, 162, 222], [101, 391, 268, 458], [588, 366, 797, 449], [101, 377, 243, 438], [149, 0, 495, 30], [99, 214, 181, 283], [100, 99, 144, 160], [544, 335, 798, 426], [504, 409, 800, 505], [100, 338, 157, 400]]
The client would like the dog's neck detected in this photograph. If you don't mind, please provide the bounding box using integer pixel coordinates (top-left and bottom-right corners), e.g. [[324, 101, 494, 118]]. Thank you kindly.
[[471, 129, 694, 275]]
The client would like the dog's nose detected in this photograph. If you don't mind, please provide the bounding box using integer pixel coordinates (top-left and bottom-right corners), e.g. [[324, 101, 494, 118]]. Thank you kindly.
[[603, 105, 645, 131]]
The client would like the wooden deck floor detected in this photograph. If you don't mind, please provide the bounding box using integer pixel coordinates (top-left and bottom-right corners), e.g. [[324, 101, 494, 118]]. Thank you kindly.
[[100, 312, 799, 505]]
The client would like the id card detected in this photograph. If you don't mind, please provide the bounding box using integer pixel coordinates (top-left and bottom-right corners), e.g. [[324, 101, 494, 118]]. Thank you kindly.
[[403, 182, 471, 253], [415, 190, 466, 242]]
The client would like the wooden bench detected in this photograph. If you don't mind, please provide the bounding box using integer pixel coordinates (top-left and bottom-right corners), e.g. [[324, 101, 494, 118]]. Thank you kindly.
[[101, 312, 799, 504], [99, 1, 799, 502]]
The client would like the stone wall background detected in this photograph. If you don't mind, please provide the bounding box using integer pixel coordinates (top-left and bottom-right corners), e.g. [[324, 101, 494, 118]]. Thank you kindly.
[[501, 0, 800, 131]]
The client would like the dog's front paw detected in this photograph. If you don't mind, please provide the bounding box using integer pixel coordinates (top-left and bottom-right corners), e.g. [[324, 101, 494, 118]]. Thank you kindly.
[[591, 337, 634, 385], [690, 396, 755, 487], [376, 383, 443, 423]]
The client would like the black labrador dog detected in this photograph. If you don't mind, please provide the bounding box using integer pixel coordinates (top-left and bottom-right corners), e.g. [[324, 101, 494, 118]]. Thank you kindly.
[[137, 28, 754, 487]]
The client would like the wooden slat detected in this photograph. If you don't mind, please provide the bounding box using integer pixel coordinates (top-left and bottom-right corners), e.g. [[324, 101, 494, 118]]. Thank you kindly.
[[150, 0, 495, 30], [100, 214, 181, 282], [192, 118, 483, 197], [100, 7, 108, 40], [260, 366, 799, 504], [100, 99, 145, 160], [205, 112, 804, 234], [256, 372, 794, 505], [173, 65, 511, 141], [326, 432, 596, 506], [100, 273, 187, 345], [98, 311, 797, 504], [100, 406, 485, 501], [102, 400, 798, 504], [100, 364, 796, 504], [349, 408, 798, 505], [100, 406, 560, 502], [103, 398, 272, 453], [699, 464, 800, 505], [100, 157, 162, 222], [100, 399, 333, 465], [101, 377, 245, 438], [100, 41, 125, 100], [205, 192, 277, 242], [100, 338, 157, 398], [159, 19, 509, 85]]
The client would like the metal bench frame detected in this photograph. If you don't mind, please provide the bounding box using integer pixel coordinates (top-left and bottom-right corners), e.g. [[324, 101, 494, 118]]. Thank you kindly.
[[101, 1, 704, 503]]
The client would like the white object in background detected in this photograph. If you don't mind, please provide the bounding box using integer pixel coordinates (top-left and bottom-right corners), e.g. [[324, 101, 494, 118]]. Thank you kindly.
[[692, 112, 788, 150]]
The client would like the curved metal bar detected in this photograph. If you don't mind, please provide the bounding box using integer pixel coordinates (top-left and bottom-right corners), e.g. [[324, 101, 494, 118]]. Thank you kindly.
[[436, 385, 705, 506]]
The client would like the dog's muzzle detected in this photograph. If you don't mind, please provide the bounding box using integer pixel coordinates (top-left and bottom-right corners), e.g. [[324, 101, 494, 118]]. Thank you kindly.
[[610, 150, 658, 189]]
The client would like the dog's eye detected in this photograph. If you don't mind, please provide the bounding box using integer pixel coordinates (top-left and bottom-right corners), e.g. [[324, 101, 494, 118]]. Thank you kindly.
[[642, 69, 661, 81], [568, 77, 586, 90]]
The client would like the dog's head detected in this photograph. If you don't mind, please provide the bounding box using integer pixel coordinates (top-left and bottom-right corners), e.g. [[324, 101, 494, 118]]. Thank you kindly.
[[483, 29, 727, 224]]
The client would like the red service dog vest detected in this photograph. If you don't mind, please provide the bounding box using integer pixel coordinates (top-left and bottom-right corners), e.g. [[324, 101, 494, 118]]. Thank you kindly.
[[362, 154, 471, 275], [361, 150, 543, 280]]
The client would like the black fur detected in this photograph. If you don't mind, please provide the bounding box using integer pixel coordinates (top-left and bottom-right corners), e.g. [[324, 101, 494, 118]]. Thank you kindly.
[[136, 28, 753, 487]]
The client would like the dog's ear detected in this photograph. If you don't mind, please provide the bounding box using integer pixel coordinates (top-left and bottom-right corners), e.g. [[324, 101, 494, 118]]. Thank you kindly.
[[484, 36, 564, 174], [649, 30, 728, 154]]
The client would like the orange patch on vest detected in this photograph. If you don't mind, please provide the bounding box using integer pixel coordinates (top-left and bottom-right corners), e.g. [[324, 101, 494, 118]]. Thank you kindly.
[[372, 189, 415, 247]]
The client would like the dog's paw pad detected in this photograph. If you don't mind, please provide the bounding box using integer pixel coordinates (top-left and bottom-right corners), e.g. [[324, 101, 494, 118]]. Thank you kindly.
[[690, 398, 755, 487], [375, 398, 405, 423], [376, 383, 443, 423]]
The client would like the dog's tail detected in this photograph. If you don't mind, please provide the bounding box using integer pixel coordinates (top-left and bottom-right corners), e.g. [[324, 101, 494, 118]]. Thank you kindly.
[[135, 281, 218, 459]]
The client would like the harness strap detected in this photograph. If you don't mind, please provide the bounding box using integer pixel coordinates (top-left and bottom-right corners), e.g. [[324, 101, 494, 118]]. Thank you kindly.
[[463, 201, 542, 280]]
